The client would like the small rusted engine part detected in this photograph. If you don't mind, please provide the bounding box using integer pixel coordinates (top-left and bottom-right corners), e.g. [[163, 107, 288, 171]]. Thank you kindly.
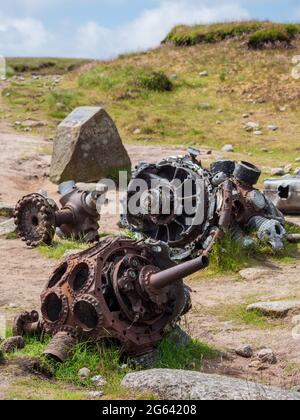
[[17, 237, 205, 360], [44, 331, 77, 362], [14, 183, 104, 247], [233, 161, 261, 187], [14, 194, 57, 247], [12, 311, 43, 337]]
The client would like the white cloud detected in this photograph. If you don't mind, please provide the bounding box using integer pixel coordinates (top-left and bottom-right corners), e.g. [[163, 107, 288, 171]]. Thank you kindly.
[[0, 14, 53, 56], [76, 0, 250, 59], [0, 0, 250, 58]]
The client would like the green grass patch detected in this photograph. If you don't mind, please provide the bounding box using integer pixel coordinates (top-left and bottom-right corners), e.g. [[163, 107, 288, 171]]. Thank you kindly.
[[79, 64, 173, 96], [46, 90, 84, 119], [155, 337, 217, 370], [208, 303, 270, 329], [164, 21, 300, 47], [38, 240, 90, 260], [248, 27, 296, 49], [10, 331, 217, 399], [207, 232, 300, 275]]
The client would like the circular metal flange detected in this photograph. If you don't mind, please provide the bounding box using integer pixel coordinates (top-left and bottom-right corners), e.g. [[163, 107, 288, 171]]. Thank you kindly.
[[67, 259, 95, 298], [71, 294, 104, 333], [14, 193, 56, 247], [139, 265, 170, 306], [41, 288, 69, 329]]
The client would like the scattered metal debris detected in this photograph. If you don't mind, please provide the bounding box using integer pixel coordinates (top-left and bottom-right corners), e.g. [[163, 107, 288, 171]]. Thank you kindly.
[[264, 175, 300, 215], [14, 181, 106, 247], [14, 237, 207, 361], [122, 153, 286, 256]]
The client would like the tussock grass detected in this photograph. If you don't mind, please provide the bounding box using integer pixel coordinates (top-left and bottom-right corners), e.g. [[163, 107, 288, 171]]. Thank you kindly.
[[7, 58, 90, 75], [164, 21, 300, 47], [207, 303, 270, 329], [207, 229, 300, 275], [10, 332, 217, 398], [46, 90, 84, 119]]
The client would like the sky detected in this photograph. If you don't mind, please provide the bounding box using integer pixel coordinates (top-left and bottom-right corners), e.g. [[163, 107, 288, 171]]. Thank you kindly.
[[0, 0, 300, 59]]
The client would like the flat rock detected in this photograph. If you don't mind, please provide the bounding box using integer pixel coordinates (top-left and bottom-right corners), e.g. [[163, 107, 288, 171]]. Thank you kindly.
[[50, 107, 132, 184], [239, 267, 270, 281], [0, 218, 16, 236], [246, 301, 300, 318], [270, 168, 285, 176], [121, 369, 300, 400]]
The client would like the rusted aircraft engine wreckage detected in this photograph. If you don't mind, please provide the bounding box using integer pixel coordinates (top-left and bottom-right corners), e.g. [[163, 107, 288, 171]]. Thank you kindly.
[[14, 181, 106, 247], [14, 151, 286, 363]]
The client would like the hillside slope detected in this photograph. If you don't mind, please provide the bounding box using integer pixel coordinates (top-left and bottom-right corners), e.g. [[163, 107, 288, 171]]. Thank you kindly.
[[2, 21, 300, 171]]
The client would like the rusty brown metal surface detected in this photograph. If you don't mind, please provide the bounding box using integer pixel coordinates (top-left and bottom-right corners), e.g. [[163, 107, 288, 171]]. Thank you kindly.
[[14, 237, 208, 359], [14, 187, 101, 247]]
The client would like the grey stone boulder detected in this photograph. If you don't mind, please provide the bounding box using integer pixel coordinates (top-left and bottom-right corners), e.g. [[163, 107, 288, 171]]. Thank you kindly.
[[50, 107, 131, 184], [0, 218, 16, 236], [121, 369, 300, 400], [235, 345, 253, 359], [246, 301, 300, 318]]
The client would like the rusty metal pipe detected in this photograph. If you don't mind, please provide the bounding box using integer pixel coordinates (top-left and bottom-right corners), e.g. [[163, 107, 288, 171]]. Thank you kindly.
[[149, 255, 209, 290], [44, 331, 77, 362], [54, 208, 74, 226]]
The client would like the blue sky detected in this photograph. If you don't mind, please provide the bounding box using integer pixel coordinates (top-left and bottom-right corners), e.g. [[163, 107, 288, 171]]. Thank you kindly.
[[0, 0, 300, 58]]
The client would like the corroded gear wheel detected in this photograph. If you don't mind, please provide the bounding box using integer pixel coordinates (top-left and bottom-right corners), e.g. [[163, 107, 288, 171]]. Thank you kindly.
[[14, 193, 56, 247]]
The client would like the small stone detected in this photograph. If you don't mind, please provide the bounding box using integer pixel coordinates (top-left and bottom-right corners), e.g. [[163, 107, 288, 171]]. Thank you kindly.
[[295, 157, 300, 163], [244, 121, 260, 131], [121, 364, 128, 371], [287, 234, 300, 243], [248, 360, 268, 371], [222, 144, 234, 153], [9, 303, 18, 309], [217, 108, 223, 113], [254, 130, 263, 136], [0, 218, 16, 236], [246, 301, 300, 318], [242, 113, 250, 118], [78, 367, 91, 379], [216, 120, 222, 125], [235, 345, 253, 359], [284, 164, 292, 174], [170, 74, 178, 80], [292, 55, 300, 65], [21, 120, 45, 128], [268, 125, 278, 132], [0, 336, 25, 353], [271, 168, 285, 176], [239, 267, 270, 281], [199, 71, 209, 77], [261, 148, 269, 153], [258, 349, 277, 365], [91, 375, 107, 388], [198, 102, 211, 110], [133, 128, 141, 135], [279, 106, 287, 112], [87, 391, 104, 399]]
